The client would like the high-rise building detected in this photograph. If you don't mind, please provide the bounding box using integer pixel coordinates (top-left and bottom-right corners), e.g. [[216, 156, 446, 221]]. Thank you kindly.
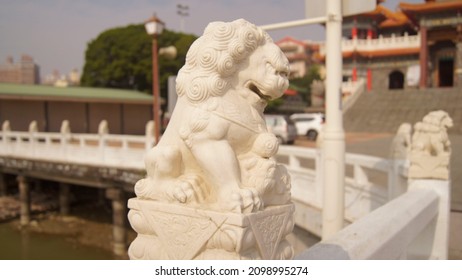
[[0, 55, 40, 84]]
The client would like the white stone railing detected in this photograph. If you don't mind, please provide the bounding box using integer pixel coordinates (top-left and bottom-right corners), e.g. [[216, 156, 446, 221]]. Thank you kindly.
[[342, 78, 366, 113], [1, 119, 450, 259], [319, 33, 421, 57], [277, 145, 407, 236], [1, 120, 406, 237], [296, 179, 450, 259], [0, 120, 154, 170]]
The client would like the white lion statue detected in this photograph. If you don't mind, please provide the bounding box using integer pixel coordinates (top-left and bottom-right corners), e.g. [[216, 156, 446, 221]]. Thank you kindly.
[[411, 110, 453, 157], [134, 19, 291, 213], [409, 110, 453, 179]]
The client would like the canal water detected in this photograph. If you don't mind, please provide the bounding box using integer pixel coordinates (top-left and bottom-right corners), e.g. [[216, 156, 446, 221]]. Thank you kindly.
[[0, 222, 115, 260]]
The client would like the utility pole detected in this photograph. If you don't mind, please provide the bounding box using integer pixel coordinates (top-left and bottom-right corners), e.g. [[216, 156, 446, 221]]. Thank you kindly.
[[321, 0, 345, 240]]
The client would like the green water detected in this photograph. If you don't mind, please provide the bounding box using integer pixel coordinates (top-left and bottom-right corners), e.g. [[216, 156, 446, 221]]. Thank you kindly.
[[0, 223, 115, 260]]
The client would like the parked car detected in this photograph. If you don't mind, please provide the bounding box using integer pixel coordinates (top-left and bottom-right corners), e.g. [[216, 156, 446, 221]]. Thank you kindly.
[[290, 113, 325, 141], [264, 114, 297, 145]]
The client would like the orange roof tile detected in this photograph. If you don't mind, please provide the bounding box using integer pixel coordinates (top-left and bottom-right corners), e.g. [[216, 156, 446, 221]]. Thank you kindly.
[[379, 11, 411, 28], [400, 1, 462, 14], [276, 36, 308, 47]]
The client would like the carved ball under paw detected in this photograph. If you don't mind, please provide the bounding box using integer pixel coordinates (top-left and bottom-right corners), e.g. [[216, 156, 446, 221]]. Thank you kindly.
[[134, 178, 150, 198], [252, 132, 279, 158]]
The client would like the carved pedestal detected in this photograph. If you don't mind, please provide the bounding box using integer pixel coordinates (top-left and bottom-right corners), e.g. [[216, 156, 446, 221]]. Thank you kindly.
[[128, 199, 294, 260], [409, 154, 450, 180]]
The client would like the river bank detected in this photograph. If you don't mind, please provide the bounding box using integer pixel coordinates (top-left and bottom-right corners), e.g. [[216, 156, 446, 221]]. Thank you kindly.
[[0, 194, 136, 260]]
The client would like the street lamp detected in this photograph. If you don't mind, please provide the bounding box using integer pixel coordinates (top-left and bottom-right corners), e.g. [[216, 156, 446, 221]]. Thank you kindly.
[[145, 13, 165, 144]]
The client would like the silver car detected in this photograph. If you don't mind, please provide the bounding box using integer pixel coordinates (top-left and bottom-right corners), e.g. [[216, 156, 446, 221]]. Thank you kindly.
[[264, 114, 297, 145]]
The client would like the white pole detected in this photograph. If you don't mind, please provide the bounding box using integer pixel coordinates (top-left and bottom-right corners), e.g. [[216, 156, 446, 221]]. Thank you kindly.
[[260, 16, 327, 31], [322, 0, 345, 240]]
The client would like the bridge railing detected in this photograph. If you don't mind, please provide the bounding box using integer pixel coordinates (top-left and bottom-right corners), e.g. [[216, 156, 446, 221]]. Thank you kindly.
[[0, 120, 154, 170], [277, 144, 407, 236], [296, 179, 449, 259], [1, 120, 406, 236], [1, 119, 449, 259]]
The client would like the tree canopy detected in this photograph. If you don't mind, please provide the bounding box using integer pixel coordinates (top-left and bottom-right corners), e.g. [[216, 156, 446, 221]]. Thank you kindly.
[[81, 24, 197, 97], [289, 64, 322, 106]]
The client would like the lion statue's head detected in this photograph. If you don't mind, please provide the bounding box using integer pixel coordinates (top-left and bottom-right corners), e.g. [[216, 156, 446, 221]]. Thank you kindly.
[[175, 19, 289, 106]]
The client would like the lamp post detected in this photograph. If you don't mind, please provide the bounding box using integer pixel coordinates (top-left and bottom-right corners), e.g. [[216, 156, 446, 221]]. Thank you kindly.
[[145, 14, 165, 144]]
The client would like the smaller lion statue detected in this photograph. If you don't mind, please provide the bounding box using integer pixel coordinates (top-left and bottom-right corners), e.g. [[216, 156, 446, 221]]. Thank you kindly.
[[411, 110, 453, 157], [134, 19, 291, 213], [409, 110, 453, 180]]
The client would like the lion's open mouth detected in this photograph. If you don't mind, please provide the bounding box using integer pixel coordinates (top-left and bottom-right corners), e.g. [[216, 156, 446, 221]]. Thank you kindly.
[[248, 82, 271, 102]]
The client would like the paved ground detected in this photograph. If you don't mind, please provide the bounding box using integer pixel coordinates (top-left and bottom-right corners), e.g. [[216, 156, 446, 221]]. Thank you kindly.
[[294, 132, 462, 259]]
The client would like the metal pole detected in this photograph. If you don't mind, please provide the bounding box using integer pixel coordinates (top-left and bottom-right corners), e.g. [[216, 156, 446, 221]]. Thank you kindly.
[[322, 0, 345, 240], [152, 35, 161, 143], [260, 16, 327, 31]]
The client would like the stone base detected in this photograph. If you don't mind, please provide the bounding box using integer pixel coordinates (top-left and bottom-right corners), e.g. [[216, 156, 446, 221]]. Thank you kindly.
[[409, 154, 450, 180], [127, 198, 295, 260]]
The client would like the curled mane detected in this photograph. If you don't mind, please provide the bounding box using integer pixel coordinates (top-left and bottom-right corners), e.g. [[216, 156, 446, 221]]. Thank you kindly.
[[176, 19, 272, 103]]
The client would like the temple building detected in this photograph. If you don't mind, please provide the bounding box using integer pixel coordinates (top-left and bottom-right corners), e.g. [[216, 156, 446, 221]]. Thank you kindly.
[[315, 0, 462, 91], [276, 37, 321, 79]]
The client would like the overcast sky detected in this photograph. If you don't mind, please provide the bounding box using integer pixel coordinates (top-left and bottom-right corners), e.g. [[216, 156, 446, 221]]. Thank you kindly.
[[0, 0, 422, 78]]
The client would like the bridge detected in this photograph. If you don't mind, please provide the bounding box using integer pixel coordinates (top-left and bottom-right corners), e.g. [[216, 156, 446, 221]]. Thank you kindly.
[[0, 119, 451, 259]]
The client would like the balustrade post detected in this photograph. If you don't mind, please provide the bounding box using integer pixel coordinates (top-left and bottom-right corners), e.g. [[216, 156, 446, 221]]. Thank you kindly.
[[353, 164, 369, 187], [388, 159, 408, 200], [289, 154, 301, 169], [315, 131, 324, 205], [60, 120, 71, 158], [145, 120, 155, 150], [406, 180, 449, 259], [2, 120, 11, 145], [59, 183, 71, 216], [106, 188, 127, 256], [98, 120, 109, 161], [28, 121, 38, 157], [17, 175, 30, 226], [60, 120, 71, 143]]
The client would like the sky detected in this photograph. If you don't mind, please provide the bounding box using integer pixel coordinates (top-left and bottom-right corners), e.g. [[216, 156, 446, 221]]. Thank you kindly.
[[0, 0, 422, 79]]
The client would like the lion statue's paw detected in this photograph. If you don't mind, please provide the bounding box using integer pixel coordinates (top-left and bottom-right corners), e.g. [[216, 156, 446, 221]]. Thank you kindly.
[[167, 175, 209, 204], [227, 188, 263, 214], [241, 156, 277, 194]]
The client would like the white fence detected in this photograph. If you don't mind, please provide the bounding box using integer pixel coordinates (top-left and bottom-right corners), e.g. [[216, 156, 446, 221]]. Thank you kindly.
[[297, 179, 450, 259], [319, 33, 421, 57], [0, 121, 154, 170], [0, 119, 450, 259], [277, 145, 407, 236]]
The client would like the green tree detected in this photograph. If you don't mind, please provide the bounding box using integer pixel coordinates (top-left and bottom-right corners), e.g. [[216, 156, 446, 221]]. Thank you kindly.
[[289, 64, 321, 106], [81, 24, 197, 97]]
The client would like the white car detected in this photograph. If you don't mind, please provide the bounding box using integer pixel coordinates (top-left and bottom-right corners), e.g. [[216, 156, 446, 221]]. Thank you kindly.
[[290, 113, 325, 140], [264, 114, 297, 144]]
